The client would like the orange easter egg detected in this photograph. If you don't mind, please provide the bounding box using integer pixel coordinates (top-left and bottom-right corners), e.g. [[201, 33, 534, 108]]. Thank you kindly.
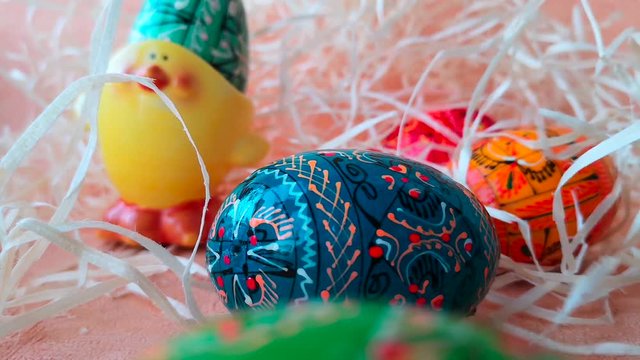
[[463, 128, 618, 265]]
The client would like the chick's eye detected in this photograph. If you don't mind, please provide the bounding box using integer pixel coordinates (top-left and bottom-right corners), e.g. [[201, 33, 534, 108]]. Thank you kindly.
[[162, 54, 169, 61], [149, 53, 157, 60]]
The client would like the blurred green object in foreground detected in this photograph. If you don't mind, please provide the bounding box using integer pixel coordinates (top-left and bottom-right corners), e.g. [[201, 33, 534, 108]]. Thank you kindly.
[[141, 302, 560, 360]]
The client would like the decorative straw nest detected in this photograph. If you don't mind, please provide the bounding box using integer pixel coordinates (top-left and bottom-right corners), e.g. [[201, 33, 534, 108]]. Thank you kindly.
[[1, 0, 640, 357]]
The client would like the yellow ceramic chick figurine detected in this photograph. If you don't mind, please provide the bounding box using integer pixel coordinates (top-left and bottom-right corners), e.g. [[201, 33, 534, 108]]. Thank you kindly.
[[98, 0, 267, 247]]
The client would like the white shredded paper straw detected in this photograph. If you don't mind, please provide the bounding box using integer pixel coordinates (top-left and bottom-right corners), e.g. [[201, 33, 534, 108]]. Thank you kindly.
[[1, 0, 640, 356]]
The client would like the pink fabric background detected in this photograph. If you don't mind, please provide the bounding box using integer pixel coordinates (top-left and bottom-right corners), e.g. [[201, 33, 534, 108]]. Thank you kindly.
[[1, 1, 639, 359]]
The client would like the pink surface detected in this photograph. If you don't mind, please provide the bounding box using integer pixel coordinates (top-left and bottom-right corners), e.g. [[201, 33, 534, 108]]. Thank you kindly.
[[1, 1, 640, 359], [0, 251, 225, 360]]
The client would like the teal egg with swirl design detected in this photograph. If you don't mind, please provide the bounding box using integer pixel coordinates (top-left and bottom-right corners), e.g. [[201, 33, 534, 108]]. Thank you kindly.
[[206, 150, 500, 314]]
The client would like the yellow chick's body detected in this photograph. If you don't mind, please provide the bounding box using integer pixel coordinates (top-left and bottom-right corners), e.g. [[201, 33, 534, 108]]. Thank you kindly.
[[98, 40, 268, 246], [99, 40, 267, 208]]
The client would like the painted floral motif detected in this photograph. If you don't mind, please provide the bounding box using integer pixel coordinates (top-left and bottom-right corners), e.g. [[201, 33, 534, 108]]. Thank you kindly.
[[206, 150, 500, 315], [465, 129, 618, 265]]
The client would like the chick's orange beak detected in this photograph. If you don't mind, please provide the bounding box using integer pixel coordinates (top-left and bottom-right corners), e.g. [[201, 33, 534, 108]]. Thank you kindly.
[[139, 65, 170, 92]]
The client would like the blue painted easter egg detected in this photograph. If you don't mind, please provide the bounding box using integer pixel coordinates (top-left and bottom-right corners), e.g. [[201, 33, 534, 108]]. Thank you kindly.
[[206, 150, 499, 314]]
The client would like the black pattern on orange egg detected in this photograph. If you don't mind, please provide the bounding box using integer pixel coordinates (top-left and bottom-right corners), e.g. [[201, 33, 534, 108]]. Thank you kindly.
[[206, 150, 499, 314]]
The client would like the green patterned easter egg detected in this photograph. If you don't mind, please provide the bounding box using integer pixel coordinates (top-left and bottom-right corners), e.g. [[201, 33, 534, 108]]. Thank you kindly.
[[130, 0, 249, 92], [141, 302, 562, 360]]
